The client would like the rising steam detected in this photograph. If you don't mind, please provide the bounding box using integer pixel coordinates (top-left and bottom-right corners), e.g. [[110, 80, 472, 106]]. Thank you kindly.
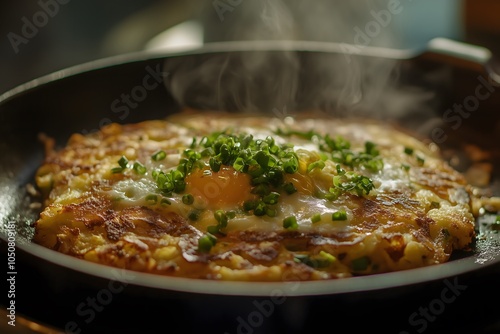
[[164, 0, 446, 133]]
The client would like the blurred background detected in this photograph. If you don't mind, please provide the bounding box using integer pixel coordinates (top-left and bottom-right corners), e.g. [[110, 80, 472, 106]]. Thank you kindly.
[[0, 0, 499, 95]]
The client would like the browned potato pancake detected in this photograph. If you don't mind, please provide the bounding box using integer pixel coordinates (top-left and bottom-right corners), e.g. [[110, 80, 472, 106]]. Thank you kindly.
[[33, 111, 476, 281]]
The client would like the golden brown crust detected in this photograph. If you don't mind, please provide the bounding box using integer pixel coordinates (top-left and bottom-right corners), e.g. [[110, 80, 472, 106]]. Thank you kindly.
[[32, 111, 477, 281]]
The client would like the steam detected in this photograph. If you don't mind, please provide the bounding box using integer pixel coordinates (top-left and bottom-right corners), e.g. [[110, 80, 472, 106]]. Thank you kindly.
[[164, 0, 445, 133]]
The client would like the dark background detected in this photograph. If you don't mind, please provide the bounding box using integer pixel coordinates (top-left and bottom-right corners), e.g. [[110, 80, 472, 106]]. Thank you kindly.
[[2, 0, 498, 96]]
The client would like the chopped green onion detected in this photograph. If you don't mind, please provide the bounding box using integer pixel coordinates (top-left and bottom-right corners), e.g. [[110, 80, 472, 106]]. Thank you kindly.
[[283, 216, 298, 230], [282, 182, 297, 194], [188, 210, 201, 221], [145, 194, 158, 204], [243, 200, 258, 211], [152, 150, 167, 161], [206, 225, 219, 235], [282, 153, 299, 173], [311, 213, 321, 224], [214, 210, 228, 228], [332, 210, 347, 221], [111, 167, 125, 174], [262, 192, 280, 205], [152, 169, 186, 195], [118, 156, 129, 169], [325, 188, 342, 201], [331, 166, 374, 197], [404, 147, 414, 155], [209, 157, 221, 172], [294, 251, 335, 268], [365, 141, 379, 156], [160, 198, 171, 206], [111, 156, 129, 173], [198, 233, 217, 253], [265, 208, 277, 217], [133, 162, 147, 175], [253, 202, 267, 216], [149, 129, 383, 217], [363, 158, 384, 172], [319, 251, 336, 263], [182, 194, 194, 205], [207, 210, 233, 234], [307, 160, 325, 172]]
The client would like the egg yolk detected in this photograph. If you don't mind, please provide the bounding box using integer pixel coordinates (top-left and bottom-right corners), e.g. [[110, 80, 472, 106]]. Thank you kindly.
[[285, 172, 315, 195], [184, 166, 255, 209]]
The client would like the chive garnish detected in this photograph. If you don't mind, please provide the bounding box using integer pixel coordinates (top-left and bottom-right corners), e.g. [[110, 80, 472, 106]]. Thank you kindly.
[[133, 162, 147, 175], [153, 131, 303, 217], [282, 182, 297, 194], [188, 209, 201, 221], [148, 128, 382, 216], [160, 198, 171, 206], [118, 156, 128, 168], [283, 216, 298, 230], [404, 147, 414, 155], [294, 251, 335, 268], [111, 167, 125, 174], [311, 213, 321, 224], [331, 165, 374, 197], [207, 210, 232, 235], [152, 150, 167, 161], [332, 210, 347, 221], [111, 156, 129, 173], [262, 192, 280, 205], [198, 233, 217, 253], [307, 160, 326, 172], [145, 194, 158, 204], [278, 129, 383, 172], [182, 194, 194, 205]]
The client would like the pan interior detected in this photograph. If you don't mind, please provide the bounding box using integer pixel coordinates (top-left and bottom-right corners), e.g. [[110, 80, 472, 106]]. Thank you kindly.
[[1, 44, 499, 295]]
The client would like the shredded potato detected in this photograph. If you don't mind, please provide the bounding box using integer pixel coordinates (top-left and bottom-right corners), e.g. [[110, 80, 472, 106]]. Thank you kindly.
[[32, 111, 479, 281]]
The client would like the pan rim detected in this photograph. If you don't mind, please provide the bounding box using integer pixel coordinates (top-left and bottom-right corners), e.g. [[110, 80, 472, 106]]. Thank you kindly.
[[0, 39, 422, 104], [10, 237, 499, 297]]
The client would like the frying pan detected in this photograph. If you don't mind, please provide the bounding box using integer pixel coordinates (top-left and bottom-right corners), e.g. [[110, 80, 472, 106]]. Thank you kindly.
[[1, 39, 500, 334]]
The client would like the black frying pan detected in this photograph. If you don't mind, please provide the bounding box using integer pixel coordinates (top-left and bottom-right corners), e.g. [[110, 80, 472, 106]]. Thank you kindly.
[[1, 40, 500, 334]]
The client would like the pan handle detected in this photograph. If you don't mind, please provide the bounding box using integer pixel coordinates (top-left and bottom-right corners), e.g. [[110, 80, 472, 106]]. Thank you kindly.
[[425, 37, 500, 84]]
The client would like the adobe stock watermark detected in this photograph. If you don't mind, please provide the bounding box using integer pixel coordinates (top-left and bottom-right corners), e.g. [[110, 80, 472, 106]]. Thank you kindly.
[[64, 268, 136, 334], [213, 0, 244, 22], [7, 0, 71, 54], [6, 221, 17, 327], [80, 64, 169, 136], [430, 74, 500, 144], [399, 277, 467, 334], [224, 273, 301, 334], [340, 0, 412, 63]]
